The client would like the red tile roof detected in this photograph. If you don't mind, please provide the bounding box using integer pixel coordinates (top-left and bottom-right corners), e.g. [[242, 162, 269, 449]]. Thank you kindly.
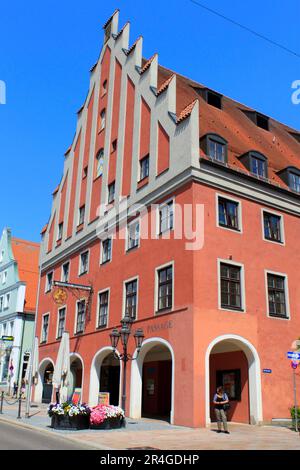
[[140, 53, 157, 75], [157, 64, 300, 193], [11, 238, 40, 313]]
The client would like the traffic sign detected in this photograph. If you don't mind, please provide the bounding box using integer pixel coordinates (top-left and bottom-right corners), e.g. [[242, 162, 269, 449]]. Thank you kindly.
[[1, 336, 14, 342], [291, 361, 298, 370], [287, 351, 300, 360]]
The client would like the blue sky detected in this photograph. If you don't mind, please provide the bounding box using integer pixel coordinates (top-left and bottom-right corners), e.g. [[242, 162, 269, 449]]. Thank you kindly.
[[0, 0, 299, 242]]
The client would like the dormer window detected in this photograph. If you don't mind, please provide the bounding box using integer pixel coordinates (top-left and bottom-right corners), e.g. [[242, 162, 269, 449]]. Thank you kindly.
[[277, 166, 300, 193], [239, 151, 268, 179], [194, 88, 223, 109], [201, 134, 228, 163], [242, 110, 269, 131]]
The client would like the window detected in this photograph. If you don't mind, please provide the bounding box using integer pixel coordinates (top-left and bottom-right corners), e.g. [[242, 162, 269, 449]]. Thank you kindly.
[[102, 80, 107, 95], [157, 266, 173, 312], [57, 307, 66, 339], [61, 262, 70, 283], [57, 223, 63, 241], [41, 314, 49, 343], [124, 280, 138, 320], [220, 263, 242, 311], [0, 251, 4, 263], [218, 197, 239, 230], [108, 182, 115, 204], [111, 139, 117, 153], [242, 110, 269, 131], [2, 271, 7, 285], [263, 212, 283, 243], [216, 369, 241, 401], [101, 238, 112, 264], [140, 155, 149, 180], [100, 109, 106, 131], [290, 173, 300, 193], [98, 291, 109, 328], [78, 205, 85, 226], [4, 293, 10, 309], [127, 219, 140, 251], [209, 139, 226, 162], [159, 200, 174, 234], [207, 90, 223, 109], [83, 166, 88, 179], [79, 251, 89, 275], [251, 156, 267, 178], [46, 272, 53, 292], [76, 300, 86, 334], [267, 274, 288, 318], [96, 149, 104, 178], [0, 297, 3, 312]]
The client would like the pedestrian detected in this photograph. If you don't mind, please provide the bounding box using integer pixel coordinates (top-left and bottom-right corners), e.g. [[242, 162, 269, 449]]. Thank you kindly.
[[12, 382, 18, 398], [213, 386, 230, 434]]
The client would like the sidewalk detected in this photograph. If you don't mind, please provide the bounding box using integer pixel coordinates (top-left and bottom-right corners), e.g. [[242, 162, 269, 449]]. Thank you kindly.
[[0, 401, 300, 450]]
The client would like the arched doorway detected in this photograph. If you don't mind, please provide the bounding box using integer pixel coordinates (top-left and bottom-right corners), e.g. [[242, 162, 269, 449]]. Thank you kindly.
[[89, 347, 122, 407], [130, 338, 175, 424], [205, 335, 262, 426], [67, 355, 83, 401], [42, 362, 54, 404]]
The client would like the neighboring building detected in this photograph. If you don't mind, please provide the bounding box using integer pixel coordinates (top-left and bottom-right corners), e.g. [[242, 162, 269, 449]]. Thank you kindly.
[[34, 11, 300, 427], [0, 228, 39, 392]]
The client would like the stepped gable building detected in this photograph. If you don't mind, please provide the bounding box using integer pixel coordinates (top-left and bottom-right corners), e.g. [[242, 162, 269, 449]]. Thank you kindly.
[[34, 10, 300, 427]]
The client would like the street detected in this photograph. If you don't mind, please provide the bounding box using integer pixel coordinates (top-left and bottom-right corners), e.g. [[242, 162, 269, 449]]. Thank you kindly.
[[0, 420, 94, 450]]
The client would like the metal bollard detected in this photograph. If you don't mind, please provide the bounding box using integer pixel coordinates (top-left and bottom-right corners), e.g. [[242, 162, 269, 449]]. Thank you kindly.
[[17, 393, 22, 419], [0, 391, 4, 414]]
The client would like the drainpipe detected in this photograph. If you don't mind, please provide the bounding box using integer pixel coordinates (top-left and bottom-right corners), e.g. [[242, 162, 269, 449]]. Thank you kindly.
[[16, 312, 26, 390]]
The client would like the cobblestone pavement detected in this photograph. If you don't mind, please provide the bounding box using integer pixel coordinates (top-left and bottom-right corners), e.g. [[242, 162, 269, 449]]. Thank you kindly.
[[0, 401, 299, 450]]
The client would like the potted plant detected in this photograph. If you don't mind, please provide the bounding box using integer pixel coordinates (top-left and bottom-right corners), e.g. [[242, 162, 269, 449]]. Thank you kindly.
[[48, 402, 91, 430], [90, 404, 125, 430]]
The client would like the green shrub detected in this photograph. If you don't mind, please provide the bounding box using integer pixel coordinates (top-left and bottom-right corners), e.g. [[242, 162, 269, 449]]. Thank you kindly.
[[290, 406, 300, 429]]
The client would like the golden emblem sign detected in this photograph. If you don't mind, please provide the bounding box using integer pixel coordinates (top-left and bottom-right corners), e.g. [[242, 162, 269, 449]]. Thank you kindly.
[[52, 288, 68, 306]]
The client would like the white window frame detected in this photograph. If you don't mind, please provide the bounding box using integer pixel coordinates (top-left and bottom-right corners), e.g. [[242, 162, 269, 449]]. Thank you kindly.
[[96, 288, 110, 329], [56, 305, 67, 339], [41, 313, 50, 343], [216, 193, 243, 233], [122, 276, 139, 321], [57, 222, 63, 241], [100, 238, 113, 265], [4, 293, 10, 310], [126, 218, 141, 252], [157, 197, 175, 236], [45, 271, 54, 293], [74, 299, 86, 335], [264, 270, 290, 321], [261, 208, 285, 246], [0, 296, 3, 312], [100, 109, 106, 131], [78, 205, 85, 226], [217, 259, 246, 313], [2, 271, 7, 285], [78, 250, 90, 276], [154, 260, 175, 315], [61, 261, 71, 283]]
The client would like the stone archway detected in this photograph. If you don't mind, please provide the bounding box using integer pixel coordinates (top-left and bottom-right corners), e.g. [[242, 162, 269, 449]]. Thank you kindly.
[[66, 353, 84, 401], [89, 347, 122, 407], [205, 334, 262, 426], [130, 338, 175, 424], [35, 358, 55, 404]]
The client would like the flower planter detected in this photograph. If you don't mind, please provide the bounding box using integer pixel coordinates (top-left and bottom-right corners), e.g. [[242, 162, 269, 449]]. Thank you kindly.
[[51, 414, 90, 431], [90, 417, 126, 430]]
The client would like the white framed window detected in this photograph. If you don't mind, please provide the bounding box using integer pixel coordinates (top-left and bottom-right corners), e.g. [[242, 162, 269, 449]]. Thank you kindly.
[[45, 271, 54, 293], [158, 198, 174, 235], [126, 219, 140, 251], [75, 300, 86, 334], [217, 259, 246, 313], [4, 293, 10, 309], [140, 155, 149, 180], [123, 277, 139, 321], [261, 209, 285, 245], [97, 289, 110, 328], [61, 261, 70, 283], [216, 193, 242, 233], [0, 250, 4, 263], [0, 297, 3, 312], [100, 109, 106, 131], [79, 250, 89, 276], [56, 307, 66, 339], [57, 222, 63, 241], [108, 181, 115, 204], [41, 313, 50, 343], [154, 261, 175, 314], [78, 205, 85, 226], [101, 238, 112, 264], [96, 149, 104, 178], [265, 270, 290, 320], [2, 271, 7, 285]]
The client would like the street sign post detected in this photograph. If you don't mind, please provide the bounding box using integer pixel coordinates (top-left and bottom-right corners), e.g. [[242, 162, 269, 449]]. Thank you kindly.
[[287, 351, 299, 433]]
